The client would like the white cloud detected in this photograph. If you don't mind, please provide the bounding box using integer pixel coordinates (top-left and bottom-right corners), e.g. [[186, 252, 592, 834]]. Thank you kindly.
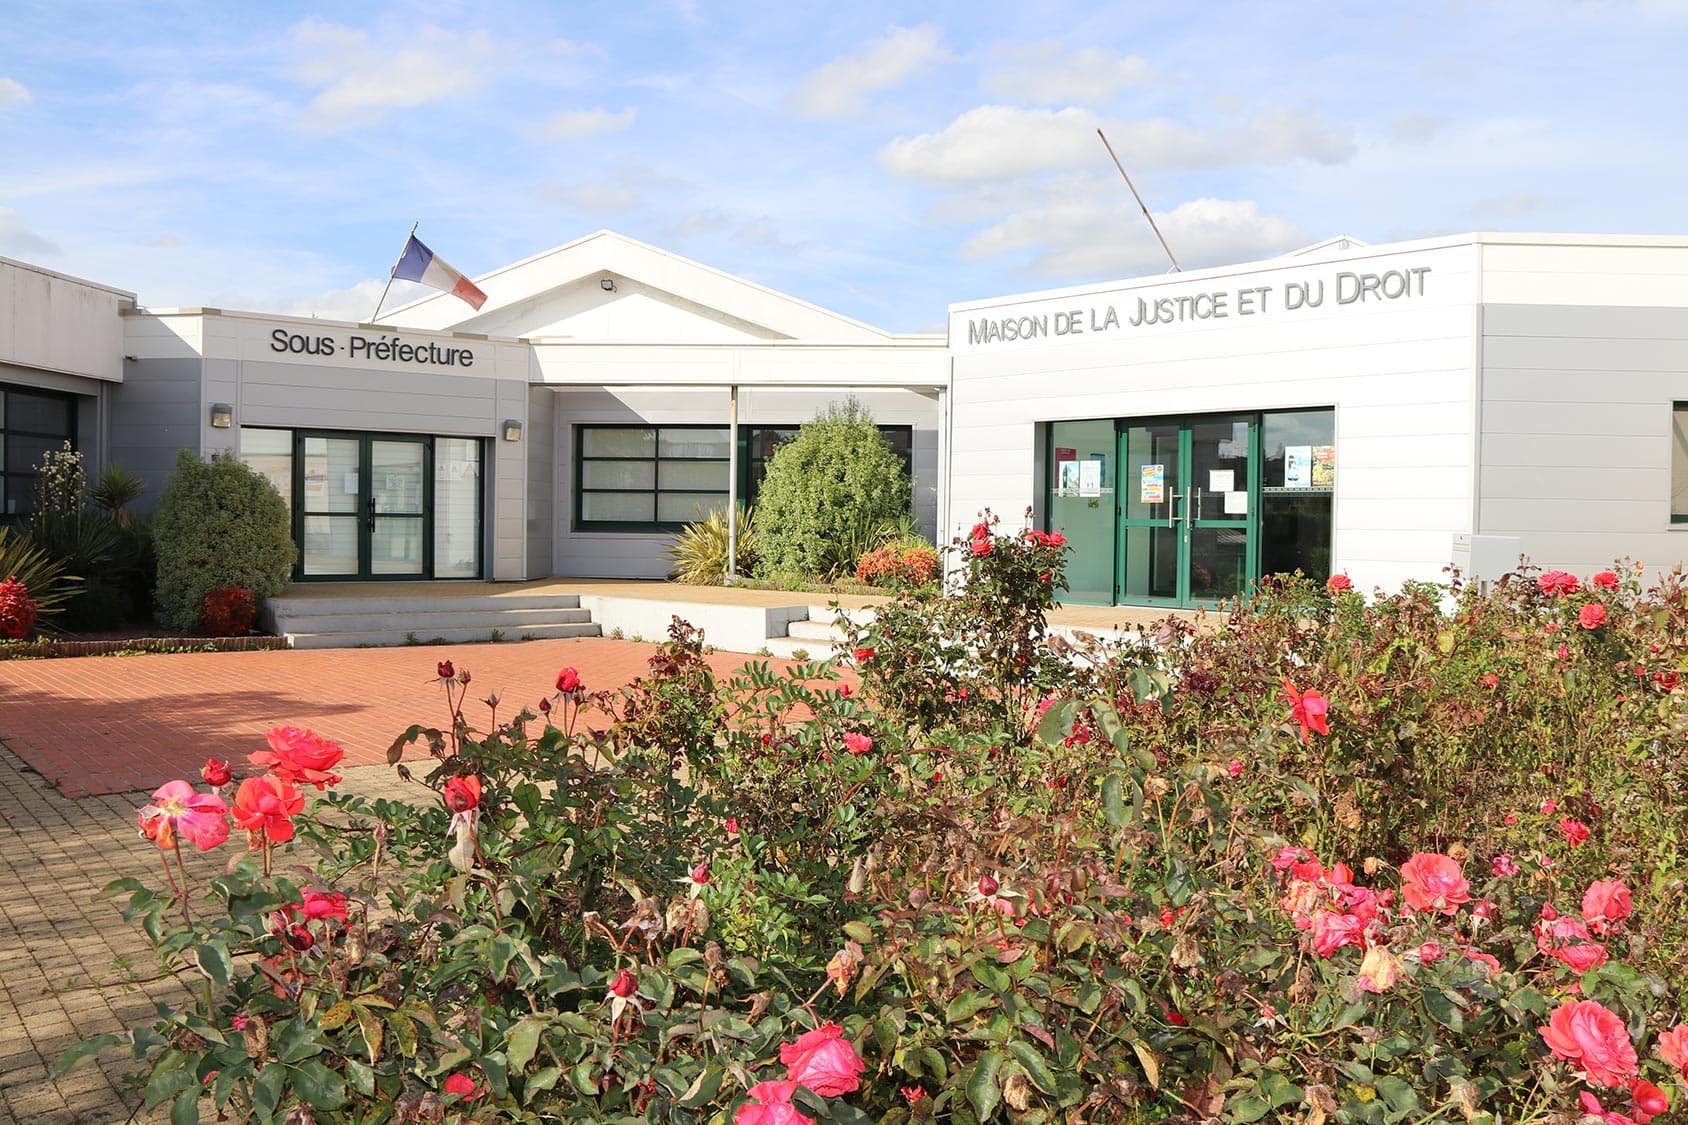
[[960, 195, 1308, 279], [229, 277, 432, 323], [0, 78, 32, 108], [0, 207, 60, 257], [535, 107, 637, 141], [790, 24, 947, 120], [981, 42, 1153, 104], [663, 209, 732, 240], [880, 105, 1355, 185], [535, 177, 640, 212], [286, 20, 502, 131], [1471, 191, 1554, 219]]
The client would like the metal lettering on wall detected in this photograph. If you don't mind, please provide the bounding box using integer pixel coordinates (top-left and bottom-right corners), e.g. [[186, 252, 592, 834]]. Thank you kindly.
[[269, 329, 475, 368], [964, 267, 1432, 347]]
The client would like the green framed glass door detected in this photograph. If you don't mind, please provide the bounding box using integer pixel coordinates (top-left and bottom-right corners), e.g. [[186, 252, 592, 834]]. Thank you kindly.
[[297, 433, 431, 579], [1116, 415, 1258, 607]]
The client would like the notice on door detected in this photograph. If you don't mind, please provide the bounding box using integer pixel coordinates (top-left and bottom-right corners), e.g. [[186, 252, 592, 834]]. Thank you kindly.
[[1079, 459, 1103, 497], [1312, 445, 1335, 487], [1140, 464, 1165, 503], [1285, 445, 1313, 489]]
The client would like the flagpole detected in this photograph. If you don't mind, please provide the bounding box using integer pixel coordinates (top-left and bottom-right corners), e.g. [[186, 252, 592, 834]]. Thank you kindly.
[[369, 221, 419, 324]]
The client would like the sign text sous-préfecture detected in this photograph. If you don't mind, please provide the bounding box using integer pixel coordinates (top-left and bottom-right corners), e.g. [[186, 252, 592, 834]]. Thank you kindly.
[[270, 329, 475, 368]]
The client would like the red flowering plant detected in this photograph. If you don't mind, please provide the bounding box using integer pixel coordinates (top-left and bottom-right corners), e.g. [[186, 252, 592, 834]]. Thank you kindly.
[[0, 574, 39, 639], [199, 585, 258, 636]]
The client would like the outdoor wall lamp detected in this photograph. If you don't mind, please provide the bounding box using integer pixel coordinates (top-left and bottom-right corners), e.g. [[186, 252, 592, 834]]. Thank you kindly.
[[210, 403, 233, 428], [600, 277, 616, 292], [502, 419, 523, 442]]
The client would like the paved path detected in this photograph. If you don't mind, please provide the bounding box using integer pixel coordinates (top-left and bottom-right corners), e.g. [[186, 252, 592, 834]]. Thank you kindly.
[[0, 636, 838, 1123]]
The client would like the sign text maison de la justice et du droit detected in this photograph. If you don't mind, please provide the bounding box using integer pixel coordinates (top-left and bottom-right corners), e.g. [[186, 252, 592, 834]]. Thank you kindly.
[[965, 266, 1433, 346]]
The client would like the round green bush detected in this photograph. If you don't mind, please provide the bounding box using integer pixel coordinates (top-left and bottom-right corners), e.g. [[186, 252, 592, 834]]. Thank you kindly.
[[152, 450, 295, 631], [752, 401, 911, 578]]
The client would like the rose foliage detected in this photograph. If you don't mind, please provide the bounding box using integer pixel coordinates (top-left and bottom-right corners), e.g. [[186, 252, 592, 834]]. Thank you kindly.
[[60, 528, 1688, 1125]]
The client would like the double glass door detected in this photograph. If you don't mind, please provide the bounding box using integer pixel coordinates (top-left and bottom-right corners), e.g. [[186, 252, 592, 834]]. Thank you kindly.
[[301, 435, 428, 578], [1118, 416, 1257, 607]]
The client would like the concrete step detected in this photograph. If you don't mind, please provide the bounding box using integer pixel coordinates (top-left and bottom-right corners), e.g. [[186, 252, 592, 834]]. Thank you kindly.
[[785, 618, 849, 643], [760, 636, 844, 662], [269, 593, 582, 617], [272, 607, 594, 633], [285, 621, 601, 649], [804, 605, 876, 627]]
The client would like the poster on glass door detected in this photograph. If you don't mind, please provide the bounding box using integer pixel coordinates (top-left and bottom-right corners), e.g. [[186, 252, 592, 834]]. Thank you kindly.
[[1285, 446, 1313, 489], [1140, 464, 1165, 503]]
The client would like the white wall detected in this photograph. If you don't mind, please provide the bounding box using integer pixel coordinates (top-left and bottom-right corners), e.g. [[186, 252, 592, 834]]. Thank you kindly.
[[948, 240, 1483, 596], [0, 257, 130, 383]]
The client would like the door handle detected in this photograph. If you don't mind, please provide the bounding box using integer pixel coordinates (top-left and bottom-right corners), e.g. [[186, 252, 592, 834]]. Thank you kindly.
[[1191, 487, 1202, 526], [367, 495, 376, 531], [1166, 491, 1183, 529]]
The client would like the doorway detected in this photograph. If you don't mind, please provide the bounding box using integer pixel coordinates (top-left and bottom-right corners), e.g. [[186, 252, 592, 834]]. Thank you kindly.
[[299, 434, 430, 579]]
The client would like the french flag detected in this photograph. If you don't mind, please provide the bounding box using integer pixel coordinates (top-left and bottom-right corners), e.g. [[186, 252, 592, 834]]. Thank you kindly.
[[392, 234, 488, 311]]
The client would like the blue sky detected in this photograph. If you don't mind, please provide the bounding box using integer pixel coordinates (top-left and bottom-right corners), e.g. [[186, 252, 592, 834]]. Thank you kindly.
[[2, 1, 1685, 332]]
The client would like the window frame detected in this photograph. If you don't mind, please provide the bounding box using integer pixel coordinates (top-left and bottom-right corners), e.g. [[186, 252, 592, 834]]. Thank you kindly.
[[1672, 403, 1688, 525], [0, 383, 79, 523], [574, 424, 733, 532]]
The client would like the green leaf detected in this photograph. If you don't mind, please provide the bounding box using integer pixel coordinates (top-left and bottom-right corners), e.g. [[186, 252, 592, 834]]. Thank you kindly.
[[290, 1059, 348, 1110], [842, 920, 873, 944], [355, 1006, 384, 1065], [677, 1067, 724, 1108], [1100, 772, 1126, 828], [344, 1058, 376, 1098], [1374, 1075, 1418, 1118], [1035, 699, 1076, 747], [170, 1086, 200, 1125], [1006, 1040, 1057, 1094], [386, 1011, 419, 1059], [571, 1059, 599, 1097], [1423, 988, 1466, 1032], [1130, 1040, 1160, 1089], [968, 1050, 1004, 1121], [1228, 1093, 1272, 1123], [524, 1066, 563, 1102], [507, 1016, 543, 1073], [489, 933, 519, 980], [52, 1033, 124, 1077], [317, 1001, 354, 1032], [252, 1064, 285, 1120], [194, 943, 231, 991]]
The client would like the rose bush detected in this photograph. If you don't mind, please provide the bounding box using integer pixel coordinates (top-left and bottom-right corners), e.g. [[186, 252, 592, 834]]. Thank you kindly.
[[59, 531, 1688, 1123]]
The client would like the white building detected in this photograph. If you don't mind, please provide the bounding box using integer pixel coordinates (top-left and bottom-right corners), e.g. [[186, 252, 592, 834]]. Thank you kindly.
[[947, 232, 1688, 606], [5, 230, 1688, 607]]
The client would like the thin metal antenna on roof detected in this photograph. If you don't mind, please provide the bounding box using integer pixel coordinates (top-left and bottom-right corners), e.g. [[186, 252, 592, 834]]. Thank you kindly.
[[1097, 129, 1181, 273]]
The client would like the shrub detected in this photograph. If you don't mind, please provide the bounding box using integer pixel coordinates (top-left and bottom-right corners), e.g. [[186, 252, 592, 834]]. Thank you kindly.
[[0, 526, 79, 634], [667, 505, 758, 585], [753, 401, 911, 578], [153, 450, 295, 632], [200, 586, 258, 636], [0, 576, 37, 639], [853, 544, 938, 588]]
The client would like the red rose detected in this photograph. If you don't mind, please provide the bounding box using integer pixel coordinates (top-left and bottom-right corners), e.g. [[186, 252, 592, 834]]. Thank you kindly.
[[200, 757, 233, 788], [1400, 852, 1471, 914], [1310, 910, 1365, 957], [436, 660, 454, 681], [1631, 1079, 1670, 1123], [1559, 817, 1591, 846], [609, 968, 637, 997], [734, 1080, 813, 1125], [443, 774, 481, 814], [1592, 570, 1620, 591], [780, 1023, 865, 1097], [556, 666, 582, 693], [249, 726, 344, 790], [231, 775, 304, 843], [1326, 573, 1353, 592], [851, 647, 874, 664], [843, 732, 873, 755], [1579, 603, 1609, 629], [1538, 570, 1581, 596], [443, 1072, 479, 1099], [300, 890, 348, 921], [1540, 999, 1638, 1087], [1281, 679, 1330, 740], [1581, 879, 1632, 934], [1657, 1025, 1688, 1077]]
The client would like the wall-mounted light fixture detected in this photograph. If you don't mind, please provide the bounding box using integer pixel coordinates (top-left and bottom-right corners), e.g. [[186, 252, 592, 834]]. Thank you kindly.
[[600, 277, 616, 292], [502, 419, 523, 442], [210, 403, 233, 429]]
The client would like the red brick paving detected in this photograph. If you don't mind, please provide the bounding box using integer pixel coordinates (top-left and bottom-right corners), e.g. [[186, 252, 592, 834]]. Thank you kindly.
[[0, 638, 831, 798]]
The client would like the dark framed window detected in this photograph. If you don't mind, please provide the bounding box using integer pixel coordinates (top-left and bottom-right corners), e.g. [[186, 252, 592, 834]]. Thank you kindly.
[[575, 423, 916, 530], [1672, 403, 1688, 523], [1, 384, 78, 521]]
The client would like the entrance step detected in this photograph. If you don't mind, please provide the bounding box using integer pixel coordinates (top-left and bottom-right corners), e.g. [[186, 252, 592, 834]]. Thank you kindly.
[[267, 590, 603, 650], [758, 605, 876, 662]]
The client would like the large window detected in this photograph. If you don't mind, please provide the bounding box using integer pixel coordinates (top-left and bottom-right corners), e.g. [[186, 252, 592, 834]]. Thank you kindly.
[[576, 423, 914, 530], [1260, 408, 1335, 580], [1, 384, 77, 520]]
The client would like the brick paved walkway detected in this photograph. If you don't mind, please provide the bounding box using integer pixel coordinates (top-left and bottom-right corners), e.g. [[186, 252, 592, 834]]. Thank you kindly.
[[0, 636, 824, 798], [0, 636, 843, 1123]]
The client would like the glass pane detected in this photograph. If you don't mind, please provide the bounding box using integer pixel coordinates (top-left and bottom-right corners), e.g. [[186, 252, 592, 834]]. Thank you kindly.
[[1262, 492, 1334, 581], [1674, 408, 1688, 518], [4, 434, 58, 475], [658, 491, 730, 523], [879, 426, 913, 457], [239, 428, 292, 511], [1120, 423, 1181, 522], [658, 428, 729, 459], [582, 428, 655, 457], [434, 438, 480, 579], [6, 392, 71, 435], [658, 460, 730, 490], [582, 492, 655, 523], [303, 437, 360, 513], [302, 515, 358, 575], [1121, 524, 1180, 601], [4, 475, 30, 517], [1189, 527, 1250, 601], [581, 460, 656, 490], [1262, 409, 1335, 491], [751, 428, 797, 458], [1188, 420, 1250, 523], [372, 516, 425, 575], [1046, 420, 1114, 604], [371, 441, 425, 517]]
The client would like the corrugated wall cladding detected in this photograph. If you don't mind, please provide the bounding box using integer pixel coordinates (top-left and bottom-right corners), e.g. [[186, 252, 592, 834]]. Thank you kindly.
[[548, 386, 940, 579], [1478, 303, 1688, 574], [108, 357, 203, 509]]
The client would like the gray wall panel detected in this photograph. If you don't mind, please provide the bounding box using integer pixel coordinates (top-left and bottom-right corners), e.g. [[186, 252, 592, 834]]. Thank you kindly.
[[109, 357, 203, 511]]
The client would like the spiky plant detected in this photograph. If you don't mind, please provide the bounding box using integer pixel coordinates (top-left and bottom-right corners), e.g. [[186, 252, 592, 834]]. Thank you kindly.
[[667, 506, 758, 586], [0, 527, 82, 636]]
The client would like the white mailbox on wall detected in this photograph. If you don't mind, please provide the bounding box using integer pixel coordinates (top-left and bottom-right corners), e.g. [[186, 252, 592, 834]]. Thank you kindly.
[[1452, 534, 1523, 582]]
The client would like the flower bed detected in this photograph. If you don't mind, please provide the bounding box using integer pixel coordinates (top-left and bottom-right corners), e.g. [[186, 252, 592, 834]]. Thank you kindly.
[[58, 522, 1688, 1124], [0, 634, 287, 660]]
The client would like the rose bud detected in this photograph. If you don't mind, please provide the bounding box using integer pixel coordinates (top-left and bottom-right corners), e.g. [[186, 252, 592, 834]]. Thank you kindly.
[[437, 660, 454, 680], [201, 757, 233, 787], [690, 861, 711, 885], [608, 968, 637, 997], [979, 873, 999, 896]]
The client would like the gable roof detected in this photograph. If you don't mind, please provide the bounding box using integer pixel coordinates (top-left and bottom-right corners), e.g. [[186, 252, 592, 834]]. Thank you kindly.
[[376, 230, 913, 343]]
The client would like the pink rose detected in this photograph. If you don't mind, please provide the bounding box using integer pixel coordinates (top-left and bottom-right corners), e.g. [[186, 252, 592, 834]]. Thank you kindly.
[[1541, 798, 1558, 815], [1559, 817, 1591, 846], [556, 666, 582, 693], [1491, 853, 1520, 878], [779, 1023, 865, 1097], [443, 1072, 479, 1099], [1538, 570, 1581, 596], [843, 732, 873, 755], [1579, 603, 1609, 629], [137, 780, 231, 852], [1657, 1025, 1688, 1077], [1310, 910, 1366, 958], [1540, 1000, 1639, 1088], [1592, 570, 1620, 591], [1326, 574, 1353, 593], [249, 726, 344, 790], [1416, 941, 1445, 964], [735, 1080, 813, 1125], [1399, 852, 1471, 914], [1581, 880, 1632, 934]]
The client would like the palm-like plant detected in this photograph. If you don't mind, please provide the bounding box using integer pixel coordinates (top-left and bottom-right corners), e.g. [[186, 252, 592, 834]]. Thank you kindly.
[[0, 527, 82, 636], [667, 506, 758, 585]]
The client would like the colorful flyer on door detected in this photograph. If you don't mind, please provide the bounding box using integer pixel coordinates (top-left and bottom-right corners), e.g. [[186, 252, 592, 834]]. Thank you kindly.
[[1140, 464, 1165, 503], [1058, 461, 1081, 496], [1312, 445, 1335, 487], [1285, 446, 1313, 489]]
